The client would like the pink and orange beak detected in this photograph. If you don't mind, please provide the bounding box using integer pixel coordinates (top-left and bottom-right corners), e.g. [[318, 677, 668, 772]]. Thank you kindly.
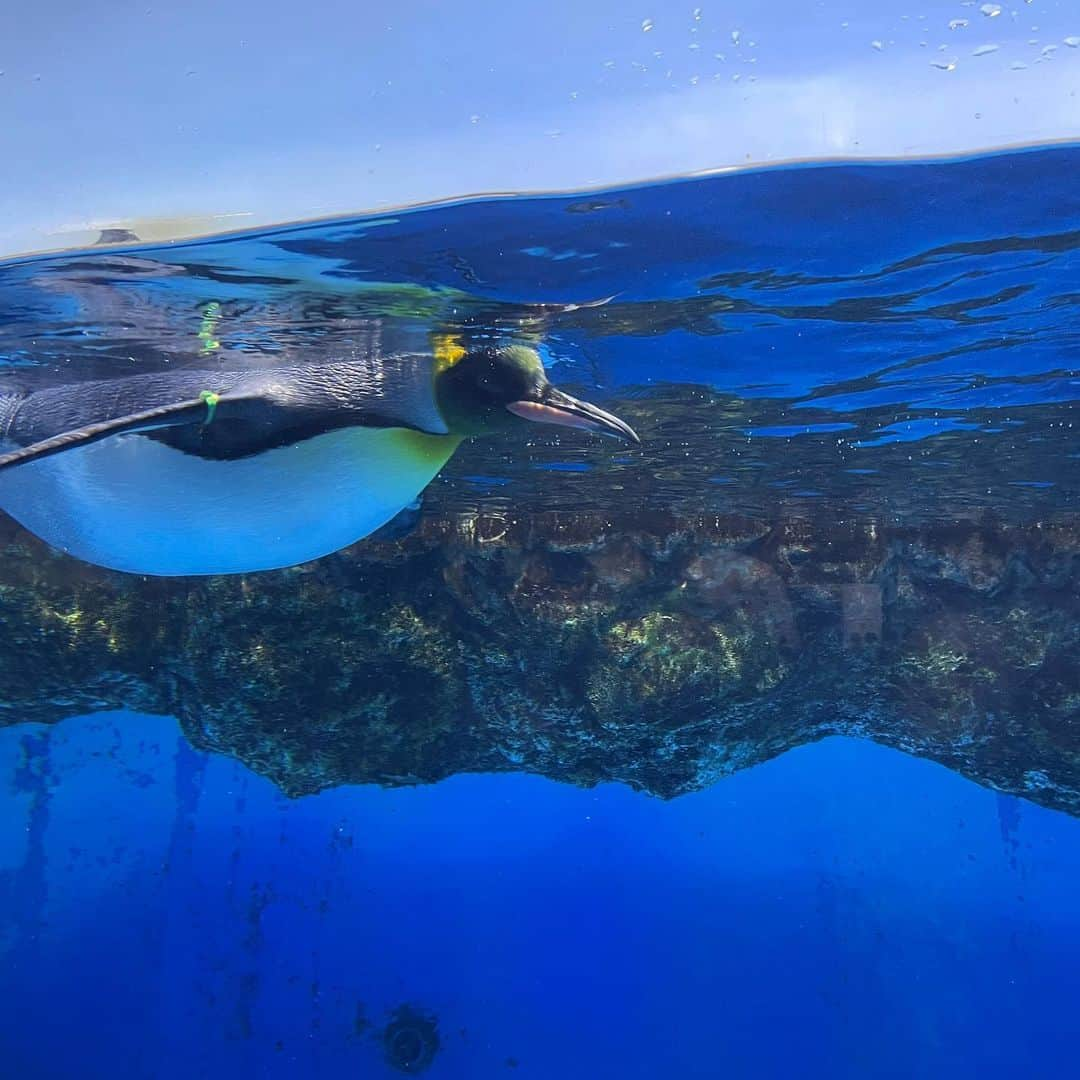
[[506, 388, 639, 444]]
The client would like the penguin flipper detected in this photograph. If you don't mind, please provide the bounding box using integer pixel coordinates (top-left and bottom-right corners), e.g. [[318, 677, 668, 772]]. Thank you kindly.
[[0, 391, 237, 472]]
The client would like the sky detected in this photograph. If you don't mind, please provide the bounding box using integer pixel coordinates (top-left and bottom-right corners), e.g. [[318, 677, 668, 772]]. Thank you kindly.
[[0, 0, 1078, 254]]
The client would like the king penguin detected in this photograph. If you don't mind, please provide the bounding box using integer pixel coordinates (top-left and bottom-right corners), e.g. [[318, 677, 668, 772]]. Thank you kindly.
[[0, 341, 637, 576]]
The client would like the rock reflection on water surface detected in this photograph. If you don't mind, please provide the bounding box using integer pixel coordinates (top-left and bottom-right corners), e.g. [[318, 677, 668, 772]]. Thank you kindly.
[[1, 507, 1076, 813]]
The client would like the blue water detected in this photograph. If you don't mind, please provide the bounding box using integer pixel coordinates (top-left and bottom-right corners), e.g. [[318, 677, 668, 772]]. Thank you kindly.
[[3, 713, 1080, 1079], [1, 146, 1079, 1077], [2, 145, 1078, 521]]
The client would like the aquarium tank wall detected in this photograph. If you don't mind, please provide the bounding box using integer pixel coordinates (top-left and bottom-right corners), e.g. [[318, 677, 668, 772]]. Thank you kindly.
[[1, 2, 1078, 1078]]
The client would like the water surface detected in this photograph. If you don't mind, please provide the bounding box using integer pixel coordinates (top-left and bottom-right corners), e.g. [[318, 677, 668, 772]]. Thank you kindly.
[[2, 145, 1077, 523]]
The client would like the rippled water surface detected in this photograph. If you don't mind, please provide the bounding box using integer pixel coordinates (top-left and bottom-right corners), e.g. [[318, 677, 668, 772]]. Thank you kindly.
[[2, 145, 1077, 523]]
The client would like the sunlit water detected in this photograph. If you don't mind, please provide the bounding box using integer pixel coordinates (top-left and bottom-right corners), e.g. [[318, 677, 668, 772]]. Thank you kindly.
[[1, 145, 1079, 1078], [2, 144, 1077, 522]]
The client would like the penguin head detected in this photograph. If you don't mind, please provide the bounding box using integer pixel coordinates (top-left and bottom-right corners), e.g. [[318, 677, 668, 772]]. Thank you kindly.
[[435, 344, 639, 444]]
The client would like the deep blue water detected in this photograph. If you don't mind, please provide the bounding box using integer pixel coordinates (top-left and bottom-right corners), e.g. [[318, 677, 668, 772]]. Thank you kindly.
[[1, 146, 1079, 1077], [3, 713, 1080, 1079]]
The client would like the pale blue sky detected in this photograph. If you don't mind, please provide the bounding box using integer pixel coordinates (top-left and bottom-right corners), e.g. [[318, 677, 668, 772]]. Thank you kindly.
[[1, 0, 1077, 254]]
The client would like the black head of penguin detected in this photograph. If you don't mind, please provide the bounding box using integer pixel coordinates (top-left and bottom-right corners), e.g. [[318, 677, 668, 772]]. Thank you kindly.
[[434, 344, 639, 444]]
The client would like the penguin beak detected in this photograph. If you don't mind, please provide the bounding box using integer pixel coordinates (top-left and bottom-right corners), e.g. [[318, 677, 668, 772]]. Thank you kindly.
[[506, 388, 640, 444]]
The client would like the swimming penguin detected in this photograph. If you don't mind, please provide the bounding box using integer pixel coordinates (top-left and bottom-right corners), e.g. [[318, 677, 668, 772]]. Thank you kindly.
[[0, 342, 637, 576]]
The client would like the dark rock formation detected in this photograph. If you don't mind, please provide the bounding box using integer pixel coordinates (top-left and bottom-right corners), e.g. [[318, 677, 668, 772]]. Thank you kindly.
[[1, 504, 1077, 813]]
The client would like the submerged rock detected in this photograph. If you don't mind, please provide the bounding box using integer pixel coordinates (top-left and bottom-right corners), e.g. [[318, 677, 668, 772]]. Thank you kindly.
[[0, 509, 1078, 814]]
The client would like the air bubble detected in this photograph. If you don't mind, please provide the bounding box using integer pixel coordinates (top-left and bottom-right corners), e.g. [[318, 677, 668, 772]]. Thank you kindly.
[[949, 18, 968, 29], [972, 43, 999, 55], [1064, 36, 1080, 48], [871, 40, 884, 51], [641, 18, 653, 32], [931, 58, 957, 70], [980, 3, 1001, 16]]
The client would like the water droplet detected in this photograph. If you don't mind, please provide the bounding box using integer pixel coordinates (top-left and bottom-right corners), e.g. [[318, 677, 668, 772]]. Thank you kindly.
[[871, 39, 884, 51], [689, 74, 700, 84], [689, 42, 700, 50], [731, 29, 740, 44], [1010, 60, 1028, 69], [603, 59, 616, 68], [693, 7, 702, 19], [980, 3, 1001, 16], [469, 114, 480, 124], [732, 72, 741, 81], [972, 43, 999, 55], [948, 18, 969, 30], [931, 58, 957, 70], [1042, 44, 1058, 56], [641, 17, 653, 32], [1065, 36, 1080, 48]]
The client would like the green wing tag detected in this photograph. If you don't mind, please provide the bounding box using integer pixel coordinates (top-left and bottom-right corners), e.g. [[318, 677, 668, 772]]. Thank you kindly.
[[199, 390, 221, 425]]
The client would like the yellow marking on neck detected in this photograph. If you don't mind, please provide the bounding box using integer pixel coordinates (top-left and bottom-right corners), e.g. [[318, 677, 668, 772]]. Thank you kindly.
[[432, 332, 466, 374]]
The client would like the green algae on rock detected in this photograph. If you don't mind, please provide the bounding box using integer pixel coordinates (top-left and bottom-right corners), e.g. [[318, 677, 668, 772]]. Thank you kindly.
[[0, 509, 1077, 813]]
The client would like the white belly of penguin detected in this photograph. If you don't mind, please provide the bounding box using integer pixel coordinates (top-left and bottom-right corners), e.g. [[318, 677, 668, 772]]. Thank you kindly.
[[0, 426, 458, 576]]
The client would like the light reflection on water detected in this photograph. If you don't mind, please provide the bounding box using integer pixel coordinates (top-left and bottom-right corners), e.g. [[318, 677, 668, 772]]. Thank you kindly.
[[1, 146, 1076, 525]]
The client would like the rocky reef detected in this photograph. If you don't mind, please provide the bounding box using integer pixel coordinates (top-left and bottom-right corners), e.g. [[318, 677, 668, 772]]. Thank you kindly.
[[1, 502, 1077, 814]]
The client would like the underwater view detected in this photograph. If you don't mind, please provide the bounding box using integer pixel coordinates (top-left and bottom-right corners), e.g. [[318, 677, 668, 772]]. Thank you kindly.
[[1, 140, 1078, 1078]]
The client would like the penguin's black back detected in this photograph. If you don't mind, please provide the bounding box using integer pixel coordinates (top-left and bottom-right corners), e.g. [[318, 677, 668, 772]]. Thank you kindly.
[[1, 354, 448, 463]]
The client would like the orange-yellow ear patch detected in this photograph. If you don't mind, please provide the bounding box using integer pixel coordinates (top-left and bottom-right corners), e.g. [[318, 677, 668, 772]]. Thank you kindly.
[[432, 332, 466, 374]]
